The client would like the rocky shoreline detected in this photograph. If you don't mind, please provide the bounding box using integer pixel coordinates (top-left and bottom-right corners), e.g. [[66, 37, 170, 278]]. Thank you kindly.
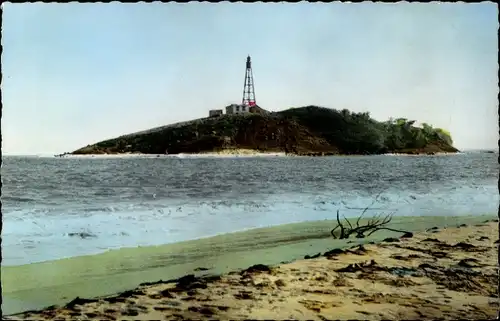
[[291, 151, 457, 157], [5, 219, 497, 320], [57, 149, 458, 158]]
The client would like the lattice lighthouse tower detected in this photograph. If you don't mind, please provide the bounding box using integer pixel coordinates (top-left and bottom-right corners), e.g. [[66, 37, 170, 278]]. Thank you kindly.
[[242, 55, 257, 107]]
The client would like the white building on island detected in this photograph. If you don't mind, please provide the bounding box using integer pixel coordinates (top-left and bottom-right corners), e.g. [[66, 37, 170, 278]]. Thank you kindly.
[[225, 104, 251, 115]]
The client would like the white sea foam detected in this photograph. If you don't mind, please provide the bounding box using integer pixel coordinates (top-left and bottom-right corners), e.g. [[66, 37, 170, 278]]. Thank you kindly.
[[51, 151, 470, 159], [382, 152, 465, 156], [56, 150, 288, 159], [3, 184, 497, 266], [173, 151, 287, 158], [57, 153, 161, 159]]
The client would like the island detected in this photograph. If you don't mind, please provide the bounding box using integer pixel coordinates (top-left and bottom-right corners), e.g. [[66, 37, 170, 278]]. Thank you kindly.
[[69, 106, 458, 156]]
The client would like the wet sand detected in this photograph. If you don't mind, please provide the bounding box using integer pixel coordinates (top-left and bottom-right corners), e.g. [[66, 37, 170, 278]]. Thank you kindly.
[[3, 215, 498, 320]]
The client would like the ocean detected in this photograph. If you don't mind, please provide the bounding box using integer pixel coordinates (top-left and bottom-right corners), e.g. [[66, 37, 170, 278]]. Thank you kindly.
[[2, 152, 498, 267]]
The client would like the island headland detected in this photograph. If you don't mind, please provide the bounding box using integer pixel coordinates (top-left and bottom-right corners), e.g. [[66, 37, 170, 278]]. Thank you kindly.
[[68, 106, 458, 156]]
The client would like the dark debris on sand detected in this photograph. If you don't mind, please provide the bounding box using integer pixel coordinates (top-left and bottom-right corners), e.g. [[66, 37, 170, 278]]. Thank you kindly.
[[304, 252, 322, 260], [65, 297, 98, 309], [240, 264, 273, 275], [323, 244, 369, 260], [418, 263, 496, 297]]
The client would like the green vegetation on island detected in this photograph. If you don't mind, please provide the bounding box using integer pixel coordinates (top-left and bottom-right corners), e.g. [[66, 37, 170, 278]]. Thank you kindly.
[[70, 106, 458, 156]]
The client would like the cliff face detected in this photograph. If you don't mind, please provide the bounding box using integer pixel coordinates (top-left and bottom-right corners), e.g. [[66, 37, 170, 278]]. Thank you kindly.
[[70, 106, 458, 156]]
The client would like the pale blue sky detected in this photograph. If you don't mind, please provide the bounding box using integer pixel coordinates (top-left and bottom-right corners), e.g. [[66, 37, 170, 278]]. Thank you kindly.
[[2, 2, 498, 155]]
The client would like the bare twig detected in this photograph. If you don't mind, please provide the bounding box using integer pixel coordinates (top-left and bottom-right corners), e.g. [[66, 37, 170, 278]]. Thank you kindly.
[[330, 210, 344, 239], [343, 213, 353, 230], [355, 190, 386, 228], [330, 224, 340, 239]]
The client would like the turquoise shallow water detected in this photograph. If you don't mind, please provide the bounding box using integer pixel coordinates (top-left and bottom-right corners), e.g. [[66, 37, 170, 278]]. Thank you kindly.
[[2, 151, 498, 266]]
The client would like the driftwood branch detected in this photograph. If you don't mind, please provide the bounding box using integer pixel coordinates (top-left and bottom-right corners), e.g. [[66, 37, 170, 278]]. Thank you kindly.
[[366, 226, 412, 237], [330, 192, 411, 239]]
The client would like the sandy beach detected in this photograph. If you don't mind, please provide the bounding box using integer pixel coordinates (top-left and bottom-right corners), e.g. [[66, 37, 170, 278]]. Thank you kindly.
[[190, 148, 286, 157], [3, 215, 498, 320]]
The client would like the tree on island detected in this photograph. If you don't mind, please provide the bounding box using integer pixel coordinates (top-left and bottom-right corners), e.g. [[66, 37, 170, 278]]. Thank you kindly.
[[279, 106, 456, 155]]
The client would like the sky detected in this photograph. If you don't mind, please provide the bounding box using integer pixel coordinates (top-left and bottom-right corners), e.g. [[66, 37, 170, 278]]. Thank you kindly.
[[2, 2, 498, 155]]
